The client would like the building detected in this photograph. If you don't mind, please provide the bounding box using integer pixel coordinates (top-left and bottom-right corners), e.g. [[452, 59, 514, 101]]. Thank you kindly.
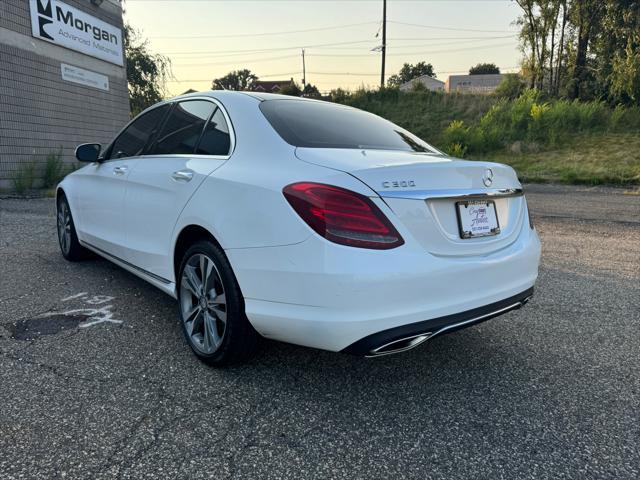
[[252, 79, 294, 93], [0, 0, 130, 189], [445, 74, 504, 94], [399, 75, 445, 92]]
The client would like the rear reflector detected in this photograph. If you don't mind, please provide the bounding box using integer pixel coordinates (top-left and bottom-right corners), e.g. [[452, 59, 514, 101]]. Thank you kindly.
[[283, 182, 404, 249]]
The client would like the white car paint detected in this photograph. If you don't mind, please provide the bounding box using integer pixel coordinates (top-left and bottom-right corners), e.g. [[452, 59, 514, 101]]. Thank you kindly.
[[59, 90, 541, 355]]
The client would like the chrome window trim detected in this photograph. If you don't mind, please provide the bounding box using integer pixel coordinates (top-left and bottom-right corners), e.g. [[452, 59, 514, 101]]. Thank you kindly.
[[103, 96, 236, 162], [378, 187, 524, 201]]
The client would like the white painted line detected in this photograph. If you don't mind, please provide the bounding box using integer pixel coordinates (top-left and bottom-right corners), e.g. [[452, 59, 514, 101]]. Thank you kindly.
[[61, 292, 88, 302]]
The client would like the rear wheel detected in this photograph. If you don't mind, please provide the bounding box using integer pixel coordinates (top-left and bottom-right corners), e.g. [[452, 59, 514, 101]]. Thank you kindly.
[[57, 194, 89, 261], [177, 240, 258, 366]]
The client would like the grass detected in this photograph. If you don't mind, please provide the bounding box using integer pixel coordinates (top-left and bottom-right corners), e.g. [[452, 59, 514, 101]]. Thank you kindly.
[[342, 89, 498, 147], [335, 89, 640, 186], [10, 163, 36, 194], [481, 133, 640, 185]]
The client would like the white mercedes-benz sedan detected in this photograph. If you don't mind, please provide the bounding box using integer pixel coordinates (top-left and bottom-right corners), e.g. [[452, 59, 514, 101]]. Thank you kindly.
[[56, 91, 540, 365]]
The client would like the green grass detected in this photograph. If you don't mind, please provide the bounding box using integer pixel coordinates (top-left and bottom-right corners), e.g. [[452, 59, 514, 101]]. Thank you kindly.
[[480, 133, 640, 185], [336, 89, 640, 186], [342, 89, 498, 147]]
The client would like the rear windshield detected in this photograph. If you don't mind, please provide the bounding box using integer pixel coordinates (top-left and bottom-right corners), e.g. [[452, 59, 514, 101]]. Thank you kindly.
[[259, 99, 437, 153]]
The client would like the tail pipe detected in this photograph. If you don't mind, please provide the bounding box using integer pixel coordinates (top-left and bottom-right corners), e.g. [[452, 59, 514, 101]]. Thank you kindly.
[[352, 289, 534, 358]]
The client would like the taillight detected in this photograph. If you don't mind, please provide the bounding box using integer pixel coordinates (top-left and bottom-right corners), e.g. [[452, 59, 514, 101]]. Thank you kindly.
[[283, 182, 404, 249]]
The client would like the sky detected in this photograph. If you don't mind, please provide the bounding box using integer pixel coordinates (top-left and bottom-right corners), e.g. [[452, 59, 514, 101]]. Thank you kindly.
[[122, 0, 523, 96]]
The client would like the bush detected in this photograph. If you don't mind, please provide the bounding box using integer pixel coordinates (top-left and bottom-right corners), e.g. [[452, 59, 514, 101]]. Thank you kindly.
[[494, 74, 526, 99], [43, 147, 66, 188], [11, 163, 36, 195], [609, 104, 640, 131], [442, 120, 488, 155], [446, 142, 468, 158], [329, 88, 351, 103]]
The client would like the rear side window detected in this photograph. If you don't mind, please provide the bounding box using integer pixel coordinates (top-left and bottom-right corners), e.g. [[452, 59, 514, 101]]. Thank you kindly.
[[110, 105, 169, 159], [260, 99, 436, 153], [153, 100, 216, 155], [196, 107, 231, 156]]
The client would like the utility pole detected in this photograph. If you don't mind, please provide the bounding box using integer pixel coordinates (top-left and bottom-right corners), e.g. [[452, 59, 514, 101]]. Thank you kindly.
[[381, 0, 387, 87], [301, 48, 306, 87]]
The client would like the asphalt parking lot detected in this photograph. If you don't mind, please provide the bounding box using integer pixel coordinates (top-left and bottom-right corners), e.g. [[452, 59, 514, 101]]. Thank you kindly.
[[1, 184, 639, 480]]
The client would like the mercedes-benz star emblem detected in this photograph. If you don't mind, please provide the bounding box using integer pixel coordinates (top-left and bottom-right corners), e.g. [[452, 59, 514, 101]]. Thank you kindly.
[[483, 168, 494, 187]]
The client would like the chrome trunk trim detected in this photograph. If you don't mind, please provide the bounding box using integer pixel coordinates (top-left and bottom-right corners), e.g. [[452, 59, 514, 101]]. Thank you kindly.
[[378, 188, 524, 201]]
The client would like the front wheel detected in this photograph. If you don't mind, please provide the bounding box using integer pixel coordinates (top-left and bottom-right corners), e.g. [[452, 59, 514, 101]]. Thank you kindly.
[[177, 240, 258, 366]]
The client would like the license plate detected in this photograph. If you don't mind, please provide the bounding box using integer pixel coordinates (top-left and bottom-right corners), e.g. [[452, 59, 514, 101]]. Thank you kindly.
[[455, 200, 500, 239]]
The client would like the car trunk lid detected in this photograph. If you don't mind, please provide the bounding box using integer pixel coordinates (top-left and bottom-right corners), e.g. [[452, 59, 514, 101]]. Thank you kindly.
[[295, 148, 527, 256]]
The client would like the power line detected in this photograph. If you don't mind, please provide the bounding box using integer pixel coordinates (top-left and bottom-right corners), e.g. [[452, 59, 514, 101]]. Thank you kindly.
[[174, 54, 300, 67], [388, 20, 517, 34], [166, 71, 302, 83], [147, 21, 379, 39], [163, 39, 377, 56]]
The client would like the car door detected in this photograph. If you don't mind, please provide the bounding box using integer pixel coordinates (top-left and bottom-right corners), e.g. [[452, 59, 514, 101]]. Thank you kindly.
[[121, 99, 234, 282], [75, 104, 170, 258]]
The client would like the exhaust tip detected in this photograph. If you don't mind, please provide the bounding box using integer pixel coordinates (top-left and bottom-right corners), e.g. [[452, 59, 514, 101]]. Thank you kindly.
[[367, 333, 432, 357]]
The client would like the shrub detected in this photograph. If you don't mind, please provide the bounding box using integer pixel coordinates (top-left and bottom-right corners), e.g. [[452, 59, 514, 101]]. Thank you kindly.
[[329, 88, 351, 104], [609, 104, 640, 131], [11, 163, 36, 195], [442, 120, 487, 154], [43, 147, 66, 188], [494, 74, 526, 99], [446, 142, 468, 158], [409, 80, 428, 93]]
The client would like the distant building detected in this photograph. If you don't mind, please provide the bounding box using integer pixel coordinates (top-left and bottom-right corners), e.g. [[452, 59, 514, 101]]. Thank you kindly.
[[399, 75, 445, 92], [445, 74, 504, 94], [252, 79, 295, 93]]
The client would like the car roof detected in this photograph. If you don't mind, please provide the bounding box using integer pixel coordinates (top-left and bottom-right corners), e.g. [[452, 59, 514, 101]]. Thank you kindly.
[[171, 90, 323, 104]]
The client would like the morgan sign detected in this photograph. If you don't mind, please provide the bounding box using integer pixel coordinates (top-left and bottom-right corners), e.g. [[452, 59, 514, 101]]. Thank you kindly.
[[29, 0, 123, 66]]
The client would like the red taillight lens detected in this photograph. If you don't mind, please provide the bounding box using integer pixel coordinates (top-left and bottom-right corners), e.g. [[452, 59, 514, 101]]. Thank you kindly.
[[283, 182, 404, 249]]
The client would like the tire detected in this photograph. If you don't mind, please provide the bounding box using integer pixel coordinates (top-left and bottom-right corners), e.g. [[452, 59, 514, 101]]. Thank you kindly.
[[57, 194, 89, 261], [177, 240, 258, 366]]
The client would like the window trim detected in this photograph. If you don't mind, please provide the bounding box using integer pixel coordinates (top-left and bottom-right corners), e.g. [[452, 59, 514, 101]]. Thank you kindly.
[[102, 103, 172, 162], [102, 96, 236, 162]]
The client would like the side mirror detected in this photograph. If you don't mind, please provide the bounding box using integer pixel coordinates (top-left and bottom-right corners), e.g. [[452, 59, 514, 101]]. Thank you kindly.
[[75, 143, 101, 163]]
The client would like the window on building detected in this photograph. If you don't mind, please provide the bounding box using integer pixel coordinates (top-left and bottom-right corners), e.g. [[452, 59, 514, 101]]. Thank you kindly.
[[110, 105, 170, 159], [196, 107, 231, 156], [152, 100, 216, 155]]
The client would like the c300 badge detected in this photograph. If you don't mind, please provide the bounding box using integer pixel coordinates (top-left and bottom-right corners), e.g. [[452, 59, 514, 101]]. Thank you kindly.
[[382, 180, 416, 189]]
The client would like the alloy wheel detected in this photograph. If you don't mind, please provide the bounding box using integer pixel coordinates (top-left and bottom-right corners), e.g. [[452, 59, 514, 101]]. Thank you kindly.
[[180, 253, 227, 354], [57, 201, 71, 255]]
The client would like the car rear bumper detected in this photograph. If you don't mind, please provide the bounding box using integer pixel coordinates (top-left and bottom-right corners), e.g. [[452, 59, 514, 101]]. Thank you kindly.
[[342, 287, 533, 356], [226, 222, 541, 353]]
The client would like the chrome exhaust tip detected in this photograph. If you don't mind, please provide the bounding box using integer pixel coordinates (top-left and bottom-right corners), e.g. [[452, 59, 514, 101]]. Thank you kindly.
[[366, 333, 432, 357]]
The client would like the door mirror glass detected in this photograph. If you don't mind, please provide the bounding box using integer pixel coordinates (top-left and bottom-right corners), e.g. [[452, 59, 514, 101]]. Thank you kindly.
[[76, 143, 101, 162]]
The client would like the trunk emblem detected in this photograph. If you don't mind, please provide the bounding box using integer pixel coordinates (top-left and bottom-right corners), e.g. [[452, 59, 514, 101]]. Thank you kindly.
[[382, 180, 416, 189], [482, 168, 494, 187]]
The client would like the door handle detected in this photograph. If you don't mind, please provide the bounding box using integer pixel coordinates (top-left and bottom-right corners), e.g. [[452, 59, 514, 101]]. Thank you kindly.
[[172, 170, 194, 182], [113, 166, 128, 175]]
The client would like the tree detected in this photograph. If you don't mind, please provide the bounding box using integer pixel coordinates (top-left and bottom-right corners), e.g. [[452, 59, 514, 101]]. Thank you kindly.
[[513, 0, 639, 103], [124, 24, 171, 117], [328, 88, 351, 103], [279, 82, 302, 96], [494, 74, 526, 99], [387, 62, 436, 87], [469, 63, 501, 75], [594, 1, 640, 104], [212, 69, 257, 91], [302, 83, 321, 98]]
